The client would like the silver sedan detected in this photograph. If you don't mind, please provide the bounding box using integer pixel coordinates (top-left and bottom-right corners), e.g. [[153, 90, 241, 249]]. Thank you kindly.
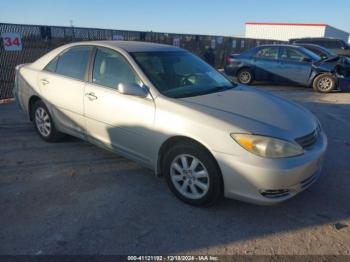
[[14, 41, 327, 206]]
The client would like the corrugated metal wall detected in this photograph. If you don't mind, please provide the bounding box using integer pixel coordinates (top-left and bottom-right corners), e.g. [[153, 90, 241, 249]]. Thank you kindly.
[[245, 24, 326, 41], [324, 26, 350, 42]]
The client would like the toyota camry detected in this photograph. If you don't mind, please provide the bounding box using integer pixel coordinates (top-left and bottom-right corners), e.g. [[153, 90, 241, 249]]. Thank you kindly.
[[14, 41, 327, 206]]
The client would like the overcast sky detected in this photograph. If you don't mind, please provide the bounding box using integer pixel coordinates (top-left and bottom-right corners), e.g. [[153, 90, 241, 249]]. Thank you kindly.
[[2, 0, 350, 36]]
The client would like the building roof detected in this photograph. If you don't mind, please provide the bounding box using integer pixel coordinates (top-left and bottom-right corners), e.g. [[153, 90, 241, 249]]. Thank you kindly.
[[245, 22, 328, 27]]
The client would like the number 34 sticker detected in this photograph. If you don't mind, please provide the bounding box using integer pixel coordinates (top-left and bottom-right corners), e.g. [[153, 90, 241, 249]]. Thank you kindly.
[[2, 33, 22, 51]]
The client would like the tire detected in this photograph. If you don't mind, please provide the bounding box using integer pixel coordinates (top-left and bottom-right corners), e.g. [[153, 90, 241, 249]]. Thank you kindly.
[[31, 100, 64, 142], [162, 142, 223, 206], [312, 73, 336, 93], [237, 68, 254, 85]]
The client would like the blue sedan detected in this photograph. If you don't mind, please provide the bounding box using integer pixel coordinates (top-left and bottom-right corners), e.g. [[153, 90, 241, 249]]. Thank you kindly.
[[224, 44, 350, 93]]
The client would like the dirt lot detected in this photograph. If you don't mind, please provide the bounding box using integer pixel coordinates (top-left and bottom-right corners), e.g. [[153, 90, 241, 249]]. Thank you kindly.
[[0, 85, 350, 255]]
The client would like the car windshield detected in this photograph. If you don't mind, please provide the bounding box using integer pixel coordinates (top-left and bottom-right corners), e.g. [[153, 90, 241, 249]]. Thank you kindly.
[[131, 51, 236, 98], [302, 45, 337, 59], [322, 47, 337, 57], [299, 47, 322, 61]]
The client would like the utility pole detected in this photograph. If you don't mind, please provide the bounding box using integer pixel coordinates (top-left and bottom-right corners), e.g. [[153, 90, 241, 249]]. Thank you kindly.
[[70, 19, 75, 39]]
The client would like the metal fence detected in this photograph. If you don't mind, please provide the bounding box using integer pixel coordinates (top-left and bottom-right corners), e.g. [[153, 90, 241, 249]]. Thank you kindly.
[[0, 22, 281, 99]]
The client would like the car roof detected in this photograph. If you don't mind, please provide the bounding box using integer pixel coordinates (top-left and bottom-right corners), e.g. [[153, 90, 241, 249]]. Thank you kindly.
[[232, 44, 305, 55], [294, 43, 324, 48], [257, 44, 303, 49], [76, 40, 183, 52], [290, 37, 340, 41]]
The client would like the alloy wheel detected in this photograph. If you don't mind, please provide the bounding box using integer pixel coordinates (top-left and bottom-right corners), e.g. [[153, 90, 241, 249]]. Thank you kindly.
[[35, 107, 51, 137], [170, 154, 210, 200], [317, 76, 333, 91], [239, 71, 251, 84]]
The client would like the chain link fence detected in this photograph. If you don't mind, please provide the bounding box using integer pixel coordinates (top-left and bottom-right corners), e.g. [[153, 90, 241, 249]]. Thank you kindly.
[[0, 22, 282, 100]]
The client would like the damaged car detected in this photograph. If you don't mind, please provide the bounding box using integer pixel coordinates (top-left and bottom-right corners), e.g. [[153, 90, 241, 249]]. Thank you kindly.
[[295, 43, 350, 82], [225, 44, 350, 93]]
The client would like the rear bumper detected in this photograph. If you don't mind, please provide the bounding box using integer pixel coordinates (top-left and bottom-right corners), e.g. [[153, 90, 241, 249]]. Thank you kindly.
[[213, 132, 327, 205], [224, 65, 238, 76]]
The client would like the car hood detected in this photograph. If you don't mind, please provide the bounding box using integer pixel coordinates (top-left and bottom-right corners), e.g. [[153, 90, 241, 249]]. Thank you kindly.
[[315, 56, 350, 73], [179, 86, 317, 140]]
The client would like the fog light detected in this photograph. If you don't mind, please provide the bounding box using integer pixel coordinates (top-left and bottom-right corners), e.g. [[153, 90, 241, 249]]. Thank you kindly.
[[260, 189, 290, 199]]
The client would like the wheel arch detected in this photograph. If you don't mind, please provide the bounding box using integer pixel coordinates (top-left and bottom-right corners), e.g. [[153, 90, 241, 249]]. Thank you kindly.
[[236, 66, 254, 78], [311, 72, 338, 89], [310, 71, 336, 85], [28, 95, 42, 121], [156, 136, 222, 180]]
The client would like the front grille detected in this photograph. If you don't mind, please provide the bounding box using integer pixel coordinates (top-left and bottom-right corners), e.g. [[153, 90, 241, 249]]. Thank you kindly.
[[295, 130, 318, 149], [260, 189, 290, 199]]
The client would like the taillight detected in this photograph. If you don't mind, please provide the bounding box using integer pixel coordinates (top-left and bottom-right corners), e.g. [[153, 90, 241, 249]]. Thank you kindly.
[[226, 56, 241, 66]]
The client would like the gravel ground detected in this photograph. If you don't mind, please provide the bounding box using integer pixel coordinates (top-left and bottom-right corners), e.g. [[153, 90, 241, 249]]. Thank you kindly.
[[0, 84, 350, 255]]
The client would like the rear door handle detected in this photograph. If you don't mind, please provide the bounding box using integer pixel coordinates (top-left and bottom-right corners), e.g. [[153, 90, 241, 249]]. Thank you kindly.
[[40, 79, 49, 85], [85, 92, 98, 101]]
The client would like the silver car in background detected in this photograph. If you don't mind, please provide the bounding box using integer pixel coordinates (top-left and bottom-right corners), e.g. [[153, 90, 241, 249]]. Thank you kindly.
[[14, 41, 327, 206]]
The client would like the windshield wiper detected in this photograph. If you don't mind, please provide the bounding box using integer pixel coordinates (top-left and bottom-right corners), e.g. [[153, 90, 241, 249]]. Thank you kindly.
[[205, 85, 234, 94], [179, 85, 234, 98]]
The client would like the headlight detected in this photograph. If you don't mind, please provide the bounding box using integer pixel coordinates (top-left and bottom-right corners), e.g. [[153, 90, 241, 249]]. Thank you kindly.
[[231, 134, 304, 158]]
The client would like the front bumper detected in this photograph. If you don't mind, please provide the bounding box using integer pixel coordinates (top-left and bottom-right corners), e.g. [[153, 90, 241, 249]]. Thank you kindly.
[[338, 77, 350, 91], [213, 132, 327, 205]]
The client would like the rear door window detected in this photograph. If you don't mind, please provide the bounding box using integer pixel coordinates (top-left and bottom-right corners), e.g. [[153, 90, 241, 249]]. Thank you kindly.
[[55, 46, 92, 81], [255, 47, 279, 60]]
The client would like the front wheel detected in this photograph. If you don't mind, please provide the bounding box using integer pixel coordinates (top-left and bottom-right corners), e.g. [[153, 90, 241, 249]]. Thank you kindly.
[[162, 143, 223, 206], [313, 73, 337, 93]]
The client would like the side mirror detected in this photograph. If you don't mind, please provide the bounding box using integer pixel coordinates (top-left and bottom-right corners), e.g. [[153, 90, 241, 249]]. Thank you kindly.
[[117, 83, 148, 98], [302, 57, 312, 63]]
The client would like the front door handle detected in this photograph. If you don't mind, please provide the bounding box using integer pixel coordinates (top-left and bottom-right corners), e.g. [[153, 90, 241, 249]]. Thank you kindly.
[[85, 92, 98, 101], [40, 79, 49, 85]]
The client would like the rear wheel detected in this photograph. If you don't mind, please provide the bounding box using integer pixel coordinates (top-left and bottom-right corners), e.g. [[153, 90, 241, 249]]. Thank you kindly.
[[237, 68, 254, 85], [162, 143, 223, 206], [32, 100, 64, 142], [313, 73, 336, 93]]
